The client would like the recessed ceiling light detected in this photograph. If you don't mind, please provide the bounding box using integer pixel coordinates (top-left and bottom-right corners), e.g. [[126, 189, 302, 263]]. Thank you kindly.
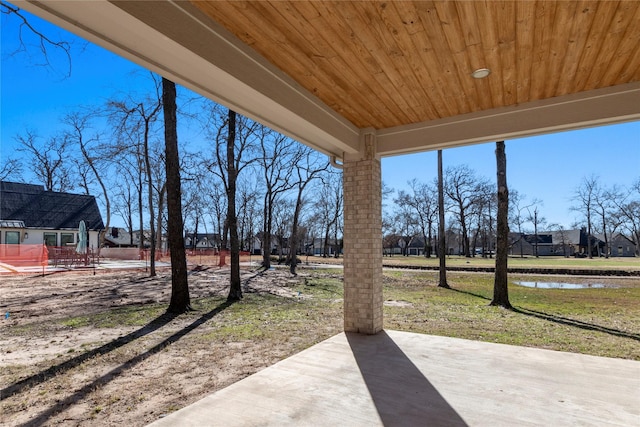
[[471, 68, 491, 79]]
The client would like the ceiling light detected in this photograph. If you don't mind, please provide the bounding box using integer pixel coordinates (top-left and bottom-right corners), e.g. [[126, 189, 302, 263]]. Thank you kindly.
[[471, 68, 491, 79]]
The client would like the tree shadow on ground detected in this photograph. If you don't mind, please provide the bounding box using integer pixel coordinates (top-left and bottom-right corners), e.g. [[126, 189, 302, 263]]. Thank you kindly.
[[446, 288, 639, 342], [1, 312, 179, 400], [14, 300, 235, 426], [512, 307, 640, 342], [448, 287, 491, 301], [242, 269, 291, 298]]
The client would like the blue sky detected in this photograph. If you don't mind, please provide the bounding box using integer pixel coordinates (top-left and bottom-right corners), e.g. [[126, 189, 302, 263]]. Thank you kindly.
[[2, 7, 639, 230]]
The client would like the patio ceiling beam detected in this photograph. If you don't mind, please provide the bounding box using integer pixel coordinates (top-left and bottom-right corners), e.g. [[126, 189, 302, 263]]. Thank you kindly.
[[376, 82, 640, 157]]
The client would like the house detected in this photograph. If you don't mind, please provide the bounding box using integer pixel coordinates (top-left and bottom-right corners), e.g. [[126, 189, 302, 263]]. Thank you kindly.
[[309, 237, 341, 257], [507, 228, 636, 257], [103, 226, 136, 247], [185, 233, 222, 251], [553, 228, 605, 257], [595, 232, 637, 257], [0, 181, 104, 249], [509, 233, 555, 257]]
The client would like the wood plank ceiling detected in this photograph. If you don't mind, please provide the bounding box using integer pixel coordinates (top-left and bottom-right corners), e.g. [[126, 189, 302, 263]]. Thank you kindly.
[[192, 1, 640, 130]]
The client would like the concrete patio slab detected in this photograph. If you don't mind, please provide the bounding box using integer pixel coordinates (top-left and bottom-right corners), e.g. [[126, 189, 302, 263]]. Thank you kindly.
[[149, 330, 639, 426]]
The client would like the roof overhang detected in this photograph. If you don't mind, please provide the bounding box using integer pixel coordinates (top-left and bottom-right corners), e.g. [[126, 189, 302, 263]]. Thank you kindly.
[[14, 1, 640, 158]]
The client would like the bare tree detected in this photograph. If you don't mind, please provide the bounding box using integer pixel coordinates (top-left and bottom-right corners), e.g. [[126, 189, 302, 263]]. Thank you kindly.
[[509, 191, 534, 257], [63, 112, 111, 253], [469, 183, 495, 258], [313, 171, 343, 258], [1, 1, 73, 77], [108, 75, 163, 274], [204, 104, 258, 299], [287, 149, 329, 274], [393, 179, 438, 257], [549, 223, 571, 257], [593, 184, 616, 258], [392, 197, 417, 256], [490, 141, 511, 309], [413, 180, 439, 257], [16, 130, 72, 192], [572, 175, 598, 258], [611, 179, 640, 256], [273, 198, 294, 260], [444, 164, 489, 257], [0, 157, 23, 181], [237, 180, 260, 252], [258, 129, 301, 268], [163, 78, 191, 313], [210, 182, 228, 246], [525, 201, 546, 258], [225, 109, 242, 300], [112, 178, 136, 245]]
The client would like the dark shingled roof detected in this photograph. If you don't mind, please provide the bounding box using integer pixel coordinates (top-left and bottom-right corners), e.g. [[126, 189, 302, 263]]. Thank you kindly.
[[0, 181, 104, 230]]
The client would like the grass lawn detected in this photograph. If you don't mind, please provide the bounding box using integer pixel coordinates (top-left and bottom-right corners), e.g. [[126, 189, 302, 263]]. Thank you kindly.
[[303, 254, 640, 271], [380, 270, 640, 360], [382, 255, 640, 270], [288, 267, 639, 359]]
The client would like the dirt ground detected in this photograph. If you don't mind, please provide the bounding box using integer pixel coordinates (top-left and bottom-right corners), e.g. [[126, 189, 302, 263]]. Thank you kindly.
[[1, 263, 339, 426]]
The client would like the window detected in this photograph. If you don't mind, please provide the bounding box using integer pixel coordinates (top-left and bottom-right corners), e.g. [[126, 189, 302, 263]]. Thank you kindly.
[[61, 233, 75, 246], [43, 232, 58, 246], [5, 231, 20, 244]]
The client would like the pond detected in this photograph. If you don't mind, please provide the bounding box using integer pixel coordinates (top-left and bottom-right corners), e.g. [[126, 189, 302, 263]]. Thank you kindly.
[[514, 281, 618, 289]]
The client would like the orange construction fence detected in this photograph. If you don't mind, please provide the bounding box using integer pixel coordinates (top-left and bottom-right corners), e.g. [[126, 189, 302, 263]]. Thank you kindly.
[[0, 245, 253, 271], [0, 244, 48, 268]]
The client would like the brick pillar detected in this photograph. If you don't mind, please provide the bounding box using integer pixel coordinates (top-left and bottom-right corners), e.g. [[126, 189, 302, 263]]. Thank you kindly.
[[343, 131, 383, 334]]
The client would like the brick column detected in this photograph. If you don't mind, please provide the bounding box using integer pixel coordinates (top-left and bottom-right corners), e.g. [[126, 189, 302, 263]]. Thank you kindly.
[[343, 131, 383, 334]]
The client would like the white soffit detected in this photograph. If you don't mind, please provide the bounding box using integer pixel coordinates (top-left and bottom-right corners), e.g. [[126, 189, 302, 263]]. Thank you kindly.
[[377, 83, 640, 157]]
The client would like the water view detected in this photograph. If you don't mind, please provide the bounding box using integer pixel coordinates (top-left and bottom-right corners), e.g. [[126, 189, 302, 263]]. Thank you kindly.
[[514, 281, 618, 289]]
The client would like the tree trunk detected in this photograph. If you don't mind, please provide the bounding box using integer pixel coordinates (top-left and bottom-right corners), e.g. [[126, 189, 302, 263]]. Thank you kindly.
[[490, 141, 512, 309], [289, 194, 303, 274], [77, 130, 110, 258], [143, 119, 156, 276], [226, 110, 242, 301], [163, 78, 191, 313], [587, 206, 593, 258], [137, 150, 144, 252], [262, 197, 272, 269], [437, 150, 449, 288], [156, 182, 166, 258]]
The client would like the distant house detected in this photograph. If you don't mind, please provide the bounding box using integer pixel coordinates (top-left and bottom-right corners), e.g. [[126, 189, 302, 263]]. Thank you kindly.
[[509, 233, 555, 256], [309, 237, 341, 257], [185, 233, 221, 250], [508, 228, 635, 257], [103, 227, 136, 247], [595, 232, 637, 257], [0, 181, 104, 249], [382, 234, 405, 256]]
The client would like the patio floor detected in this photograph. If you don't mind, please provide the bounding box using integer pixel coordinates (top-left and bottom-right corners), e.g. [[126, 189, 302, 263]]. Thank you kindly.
[[149, 330, 639, 426]]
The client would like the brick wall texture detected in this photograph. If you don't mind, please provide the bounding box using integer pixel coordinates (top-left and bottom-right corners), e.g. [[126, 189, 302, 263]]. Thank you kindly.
[[343, 156, 383, 334]]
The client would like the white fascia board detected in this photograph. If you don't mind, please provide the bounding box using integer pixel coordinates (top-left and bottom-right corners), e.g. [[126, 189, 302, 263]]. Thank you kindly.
[[18, 0, 360, 156], [377, 82, 640, 157]]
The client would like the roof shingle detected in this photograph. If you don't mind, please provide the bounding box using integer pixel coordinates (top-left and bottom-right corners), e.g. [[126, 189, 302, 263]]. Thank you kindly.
[[0, 181, 104, 230]]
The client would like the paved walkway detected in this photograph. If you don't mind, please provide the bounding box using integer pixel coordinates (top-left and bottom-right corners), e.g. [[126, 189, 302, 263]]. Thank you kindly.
[[149, 330, 639, 426]]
